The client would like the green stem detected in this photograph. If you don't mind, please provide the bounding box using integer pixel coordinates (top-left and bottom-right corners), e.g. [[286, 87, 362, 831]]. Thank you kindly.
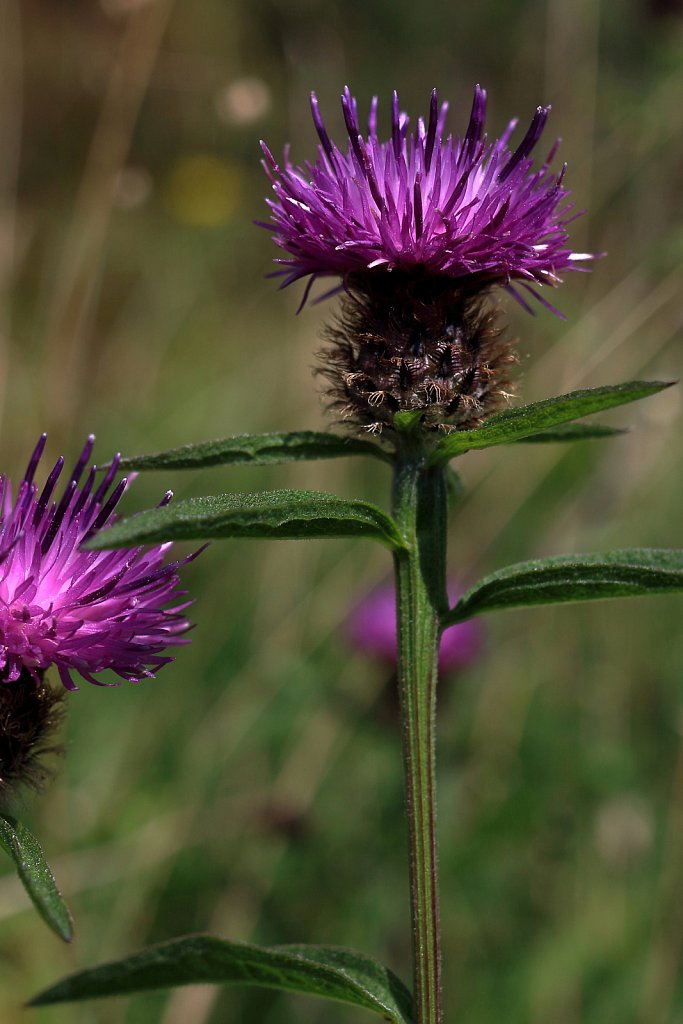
[[392, 449, 448, 1024]]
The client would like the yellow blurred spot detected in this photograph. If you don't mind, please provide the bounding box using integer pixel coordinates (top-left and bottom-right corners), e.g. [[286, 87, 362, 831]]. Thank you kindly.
[[163, 155, 241, 227]]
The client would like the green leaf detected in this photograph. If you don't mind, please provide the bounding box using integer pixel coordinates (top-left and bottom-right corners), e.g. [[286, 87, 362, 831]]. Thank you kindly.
[[0, 814, 73, 943], [29, 935, 414, 1022], [429, 381, 673, 464], [393, 410, 425, 434], [444, 548, 683, 625], [512, 423, 628, 443], [119, 431, 391, 471], [84, 490, 407, 552]]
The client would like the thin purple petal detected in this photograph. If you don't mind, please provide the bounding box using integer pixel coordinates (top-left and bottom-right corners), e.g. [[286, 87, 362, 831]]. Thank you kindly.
[[261, 85, 595, 313]]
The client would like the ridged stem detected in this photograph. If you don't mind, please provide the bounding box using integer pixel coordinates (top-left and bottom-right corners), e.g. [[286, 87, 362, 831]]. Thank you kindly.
[[392, 447, 448, 1024]]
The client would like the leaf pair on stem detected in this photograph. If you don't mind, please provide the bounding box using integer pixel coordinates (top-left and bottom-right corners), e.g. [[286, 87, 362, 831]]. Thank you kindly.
[[13, 378, 683, 1020]]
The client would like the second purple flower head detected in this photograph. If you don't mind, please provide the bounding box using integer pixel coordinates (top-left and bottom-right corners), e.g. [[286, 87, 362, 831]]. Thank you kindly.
[[0, 434, 198, 692], [0, 435, 201, 798]]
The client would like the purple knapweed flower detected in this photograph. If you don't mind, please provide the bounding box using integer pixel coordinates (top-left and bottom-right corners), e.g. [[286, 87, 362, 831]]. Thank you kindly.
[[346, 582, 483, 675], [0, 435, 199, 691], [260, 84, 593, 313]]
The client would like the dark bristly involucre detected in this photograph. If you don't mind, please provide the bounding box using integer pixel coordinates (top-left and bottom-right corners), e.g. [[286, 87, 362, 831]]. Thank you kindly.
[[0, 673, 65, 801], [320, 272, 517, 432], [0, 435, 199, 692], [261, 84, 593, 313]]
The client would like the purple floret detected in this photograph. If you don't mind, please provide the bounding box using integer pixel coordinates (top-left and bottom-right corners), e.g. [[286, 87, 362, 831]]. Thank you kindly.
[[0, 435, 199, 690], [261, 84, 594, 312]]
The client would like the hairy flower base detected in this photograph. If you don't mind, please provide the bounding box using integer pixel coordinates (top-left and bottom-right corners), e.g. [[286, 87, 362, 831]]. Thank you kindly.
[[0, 670, 65, 803], [319, 272, 517, 433]]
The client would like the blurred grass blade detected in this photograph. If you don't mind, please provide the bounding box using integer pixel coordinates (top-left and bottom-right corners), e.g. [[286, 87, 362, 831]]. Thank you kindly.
[[84, 490, 407, 551], [119, 431, 391, 470], [29, 935, 414, 1021], [0, 814, 73, 943], [446, 467, 465, 505], [445, 548, 683, 625], [512, 423, 628, 443], [429, 381, 673, 464]]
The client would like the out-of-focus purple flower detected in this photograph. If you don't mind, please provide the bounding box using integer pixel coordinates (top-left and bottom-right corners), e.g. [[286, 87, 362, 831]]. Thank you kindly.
[[346, 582, 483, 674], [261, 84, 593, 313], [0, 435, 199, 691]]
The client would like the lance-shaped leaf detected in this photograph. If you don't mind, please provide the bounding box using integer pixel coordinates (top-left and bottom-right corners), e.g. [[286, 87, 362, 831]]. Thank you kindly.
[[84, 490, 407, 551], [444, 548, 683, 626], [29, 935, 414, 1022], [0, 814, 73, 943], [429, 381, 672, 464], [119, 431, 391, 471], [512, 423, 628, 444]]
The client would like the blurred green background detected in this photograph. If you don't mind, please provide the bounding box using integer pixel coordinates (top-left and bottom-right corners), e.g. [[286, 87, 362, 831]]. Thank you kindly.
[[1, 0, 683, 1021]]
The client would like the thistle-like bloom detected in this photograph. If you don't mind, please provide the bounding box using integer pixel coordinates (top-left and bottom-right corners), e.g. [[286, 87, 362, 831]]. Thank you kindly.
[[346, 583, 483, 674], [261, 84, 592, 311], [0, 435, 198, 691]]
